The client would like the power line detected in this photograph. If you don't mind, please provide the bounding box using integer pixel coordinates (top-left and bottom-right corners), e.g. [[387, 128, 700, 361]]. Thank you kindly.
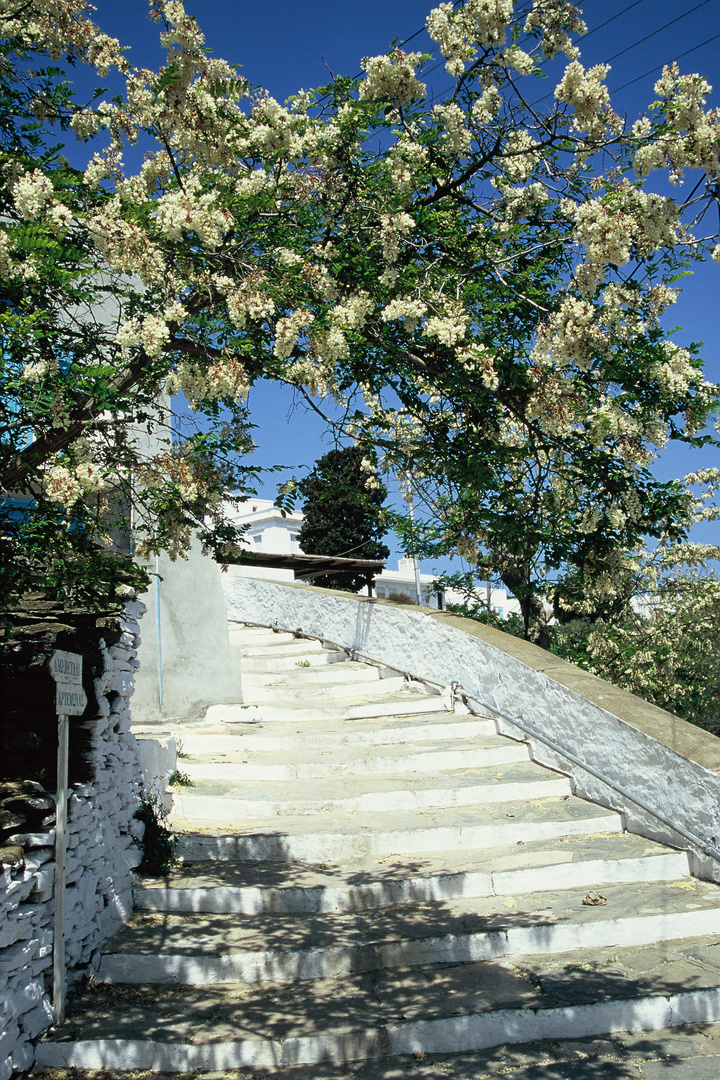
[[612, 29, 720, 94], [604, 0, 714, 65], [342, 0, 718, 114], [580, 0, 650, 43], [525, 2, 717, 110]]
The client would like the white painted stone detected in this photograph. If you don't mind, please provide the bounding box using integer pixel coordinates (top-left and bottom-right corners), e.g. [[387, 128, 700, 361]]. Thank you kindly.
[[0, 600, 150, 1075], [222, 578, 720, 875]]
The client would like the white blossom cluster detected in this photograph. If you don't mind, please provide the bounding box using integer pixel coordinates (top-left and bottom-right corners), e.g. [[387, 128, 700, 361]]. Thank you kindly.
[[0, 231, 13, 278], [457, 344, 499, 389], [526, 372, 575, 436], [0, 0, 124, 76], [497, 46, 535, 76], [570, 184, 679, 292], [115, 314, 170, 360], [381, 297, 428, 329], [427, 0, 512, 76], [434, 102, 473, 158], [472, 85, 502, 126], [47, 203, 73, 235], [380, 211, 416, 264], [387, 135, 429, 192], [154, 183, 230, 248], [248, 95, 308, 158], [424, 306, 469, 346], [166, 356, 248, 408], [87, 199, 165, 283], [12, 170, 54, 220], [502, 182, 549, 222], [634, 64, 720, 183], [532, 296, 602, 370], [69, 106, 101, 141], [330, 292, 374, 331], [554, 61, 616, 139], [524, 1, 586, 60], [301, 293, 374, 367], [222, 274, 276, 329], [649, 342, 698, 401], [502, 130, 539, 182], [587, 403, 645, 462], [274, 247, 303, 268], [284, 356, 336, 398], [44, 457, 105, 510], [359, 50, 426, 108], [21, 356, 61, 384], [274, 311, 315, 361], [576, 506, 602, 534]]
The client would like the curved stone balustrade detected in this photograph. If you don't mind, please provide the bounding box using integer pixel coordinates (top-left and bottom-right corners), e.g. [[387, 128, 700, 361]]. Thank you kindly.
[[222, 574, 720, 882]]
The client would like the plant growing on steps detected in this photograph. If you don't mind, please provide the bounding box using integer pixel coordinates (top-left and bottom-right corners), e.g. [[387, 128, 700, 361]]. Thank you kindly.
[[168, 769, 194, 787], [134, 790, 177, 876]]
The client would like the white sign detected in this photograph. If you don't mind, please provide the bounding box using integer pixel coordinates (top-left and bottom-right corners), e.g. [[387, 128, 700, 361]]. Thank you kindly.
[[49, 650, 83, 684], [49, 650, 87, 716], [54, 684, 87, 715]]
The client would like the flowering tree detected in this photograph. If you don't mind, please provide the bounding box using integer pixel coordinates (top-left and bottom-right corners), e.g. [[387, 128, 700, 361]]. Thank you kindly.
[[1, 0, 718, 625], [550, 469, 720, 729]]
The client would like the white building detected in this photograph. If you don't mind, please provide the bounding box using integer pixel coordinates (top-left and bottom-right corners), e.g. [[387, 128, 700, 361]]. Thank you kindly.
[[372, 558, 521, 616], [226, 497, 304, 556], [220, 497, 302, 583], [221, 496, 521, 616]]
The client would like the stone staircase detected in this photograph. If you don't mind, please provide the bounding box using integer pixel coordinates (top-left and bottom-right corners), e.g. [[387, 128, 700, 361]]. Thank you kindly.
[[35, 623, 720, 1074]]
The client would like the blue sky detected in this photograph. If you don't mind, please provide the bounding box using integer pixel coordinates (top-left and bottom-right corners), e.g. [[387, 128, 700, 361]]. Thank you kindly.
[[80, 0, 719, 563]]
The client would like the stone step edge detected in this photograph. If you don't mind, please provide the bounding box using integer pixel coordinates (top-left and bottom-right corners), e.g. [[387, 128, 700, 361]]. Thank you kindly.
[[170, 776, 573, 819], [178, 744, 530, 782], [174, 812, 622, 864], [241, 665, 382, 686], [134, 850, 691, 914], [34, 985, 720, 1071], [95, 903, 720, 986], [171, 718, 499, 754], [206, 698, 447, 724]]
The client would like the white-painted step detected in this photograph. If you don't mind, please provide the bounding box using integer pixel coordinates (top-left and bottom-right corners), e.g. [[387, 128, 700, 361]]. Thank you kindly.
[[35, 980, 720, 1071], [175, 800, 622, 864], [242, 674, 415, 704], [171, 715, 499, 756], [98, 878, 720, 986], [242, 659, 381, 688], [38, 619, 720, 1074], [240, 650, 345, 672], [177, 733, 531, 779], [171, 771, 572, 821], [135, 836, 690, 915]]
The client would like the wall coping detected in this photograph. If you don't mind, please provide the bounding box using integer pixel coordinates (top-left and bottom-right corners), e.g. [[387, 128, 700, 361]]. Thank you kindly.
[[239, 577, 720, 773], [424, 606, 720, 773], [223, 575, 720, 880]]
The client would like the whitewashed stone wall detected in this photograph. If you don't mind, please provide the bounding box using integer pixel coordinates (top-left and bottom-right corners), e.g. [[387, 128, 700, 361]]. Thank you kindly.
[[0, 600, 147, 1080], [224, 576, 720, 885]]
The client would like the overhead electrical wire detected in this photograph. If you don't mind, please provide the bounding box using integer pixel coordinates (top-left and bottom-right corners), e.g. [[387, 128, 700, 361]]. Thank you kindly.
[[612, 30, 720, 94], [603, 0, 714, 66], [335, 1, 717, 124], [579, 0, 650, 43]]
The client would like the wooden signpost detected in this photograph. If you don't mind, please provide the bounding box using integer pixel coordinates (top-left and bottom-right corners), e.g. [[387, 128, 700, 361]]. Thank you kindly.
[[48, 650, 87, 1026]]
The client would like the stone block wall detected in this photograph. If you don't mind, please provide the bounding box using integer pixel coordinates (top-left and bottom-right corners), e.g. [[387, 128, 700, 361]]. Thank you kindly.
[[224, 575, 720, 883], [0, 599, 147, 1080]]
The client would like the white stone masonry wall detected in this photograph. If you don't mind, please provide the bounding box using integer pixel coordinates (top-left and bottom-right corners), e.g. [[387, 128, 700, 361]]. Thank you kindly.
[[224, 577, 720, 884], [0, 600, 147, 1080]]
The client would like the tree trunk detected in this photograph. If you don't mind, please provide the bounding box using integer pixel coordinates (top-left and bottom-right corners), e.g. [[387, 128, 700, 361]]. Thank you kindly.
[[499, 565, 550, 650]]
